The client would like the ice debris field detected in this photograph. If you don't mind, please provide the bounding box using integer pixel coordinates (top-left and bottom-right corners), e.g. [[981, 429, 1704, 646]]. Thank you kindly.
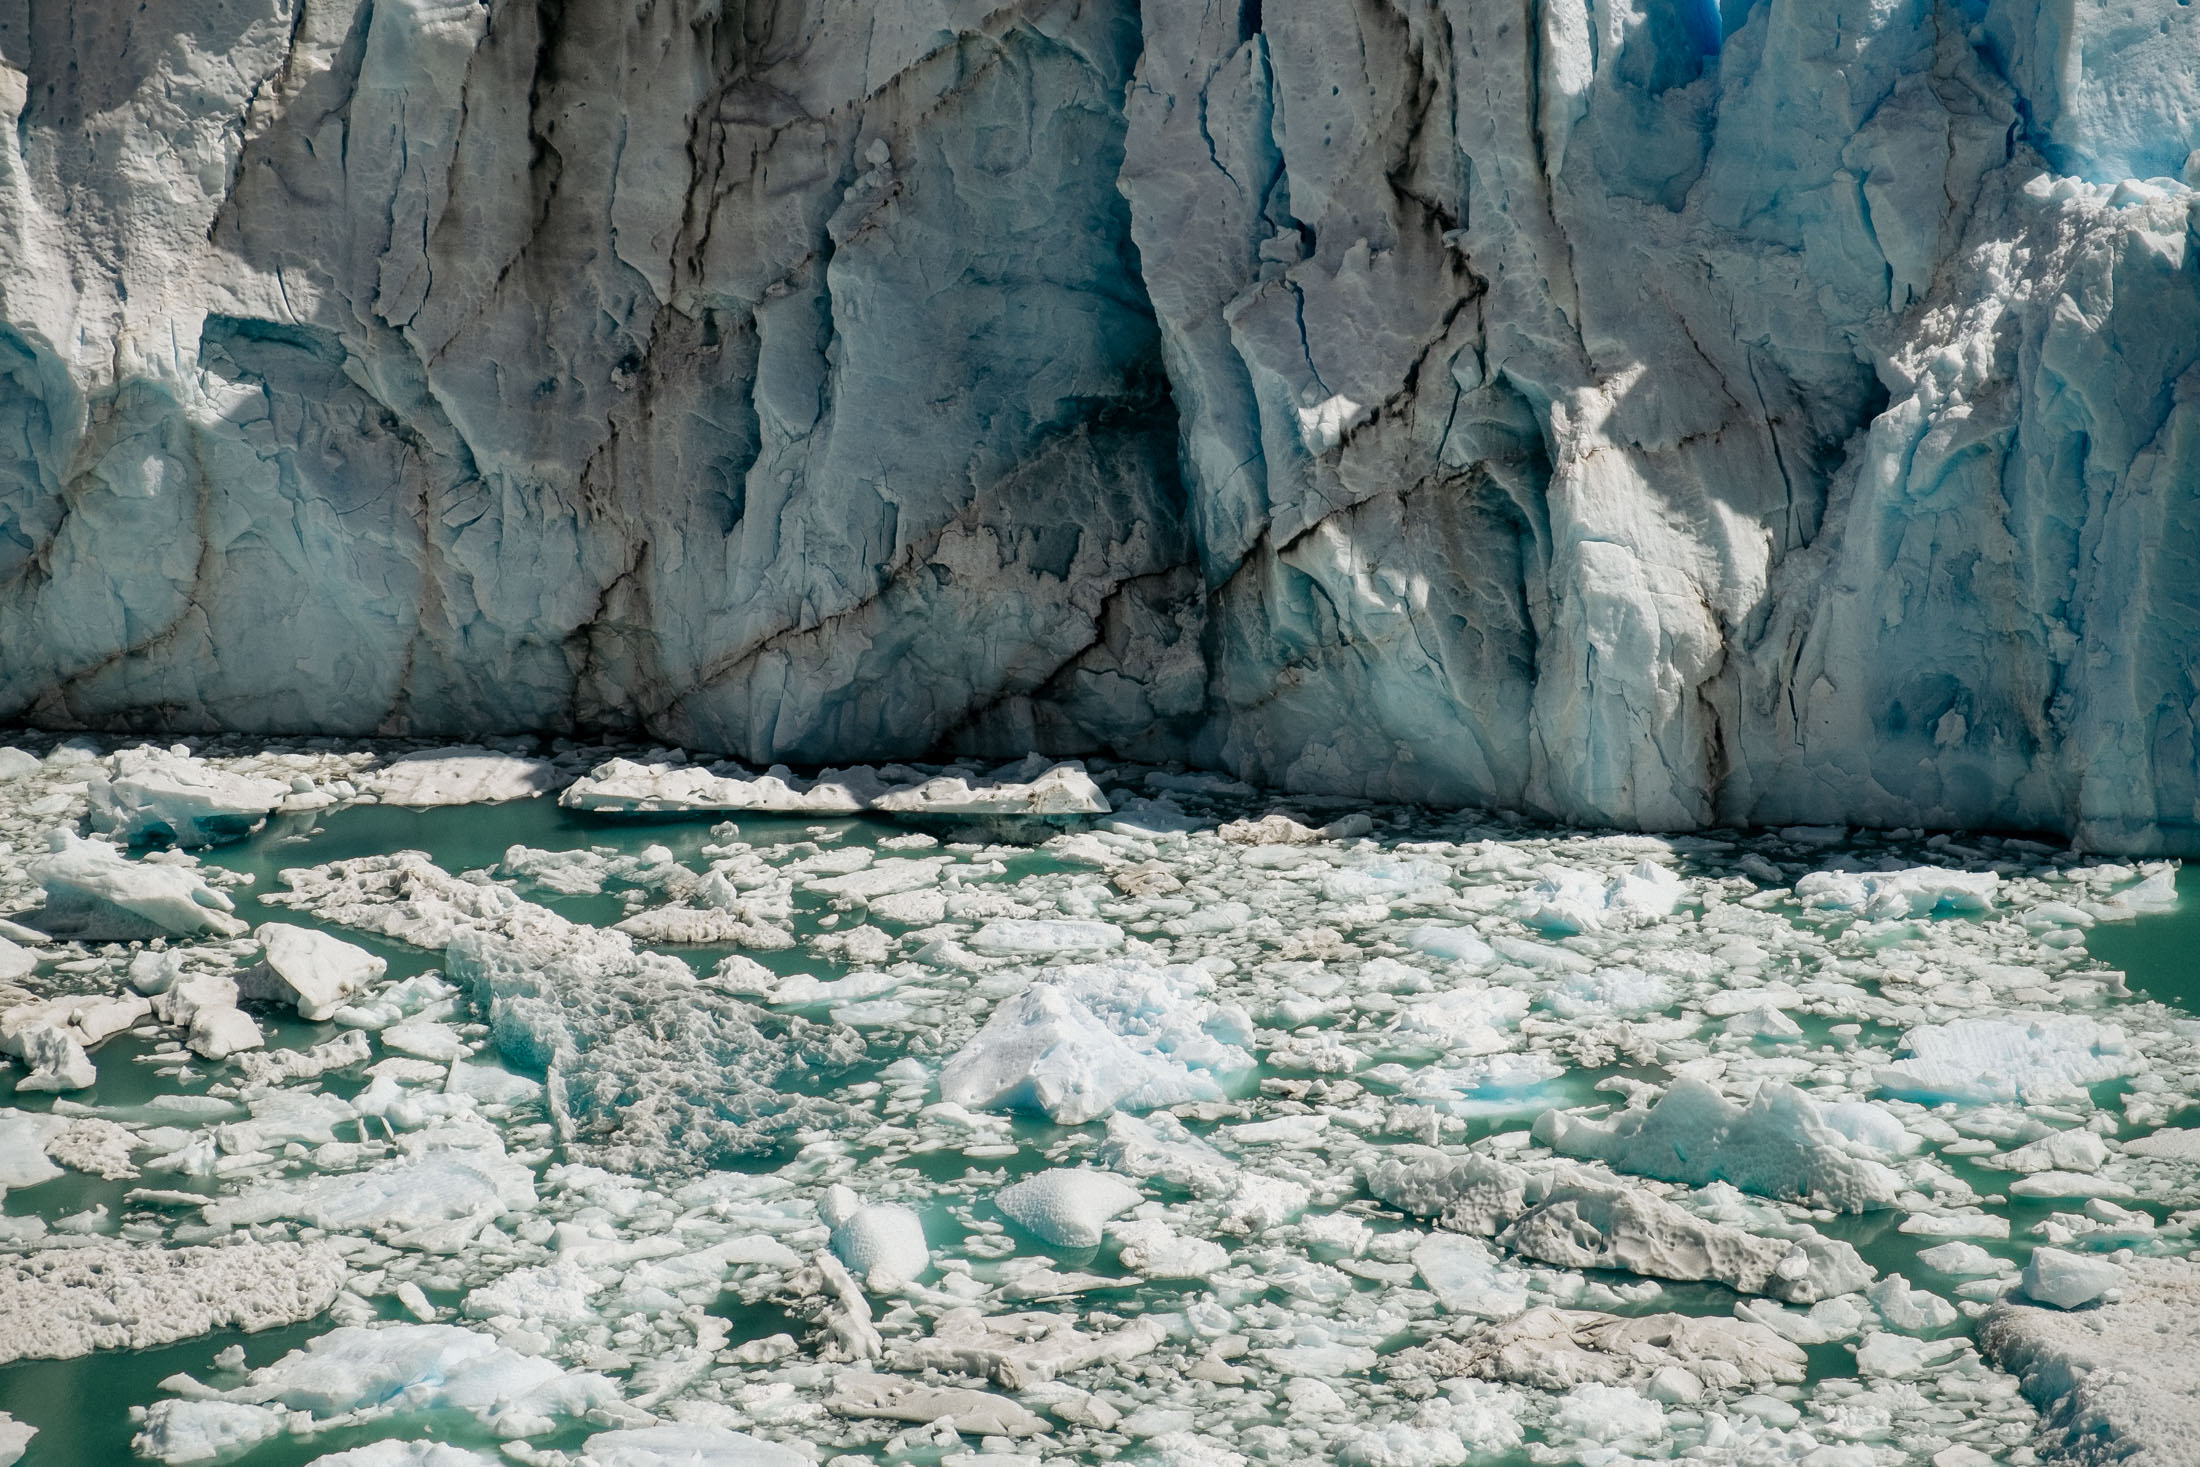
[[0, 735, 2196, 1467]]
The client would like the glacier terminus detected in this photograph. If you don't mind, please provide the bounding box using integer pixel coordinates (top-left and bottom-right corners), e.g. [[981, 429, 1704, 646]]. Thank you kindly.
[[5, 0, 2200, 849]]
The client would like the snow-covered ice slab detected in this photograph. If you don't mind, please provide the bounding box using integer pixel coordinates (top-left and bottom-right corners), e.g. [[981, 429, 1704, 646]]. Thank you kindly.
[[1876, 1015, 2137, 1105], [0, 1241, 345, 1362], [86, 746, 290, 846], [1984, 1257, 2200, 1465], [561, 752, 1108, 830], [559, 758, 897, 814], [366, 748, 559, 806], [25, 830, 247, 938], [205, 1126, 538, 1251]]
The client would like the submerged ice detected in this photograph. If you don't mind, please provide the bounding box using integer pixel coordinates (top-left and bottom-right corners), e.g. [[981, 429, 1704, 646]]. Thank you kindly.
[[0, 736, 2197, 1466]]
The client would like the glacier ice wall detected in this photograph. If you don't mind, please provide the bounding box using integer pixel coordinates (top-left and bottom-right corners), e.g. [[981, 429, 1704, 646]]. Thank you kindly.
[[4, 0, 2200, 850]]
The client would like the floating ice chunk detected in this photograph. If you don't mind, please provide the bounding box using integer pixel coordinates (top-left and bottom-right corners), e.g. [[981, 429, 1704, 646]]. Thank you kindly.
[[0, 992, 149, 1074], [382, 1018, 469, 1062], [11, 1024, 94, 1091], [366, 748, 558, 806], [1868, 1274, 1961, 1332], [1420, 1308, 1805, 1392], [1112, 1218, 1229, 1277], [1368, 1150, 1531, 1237], [1487, 935, 1592, 972], [442, 906, 846, 1169], [1512, 869, 1611, 935], [889, 1307, 1168, 1388], [1386, 984, 1529, 1056], [1219, 813, 1320, 844], [803, 857, 953, 904], [941, 963, 1253, 1123], [206, 1127, 536, 1252], [561, 758, 891, 814], [578, 1425, 808, 1467], [1983, 1255, 2200, 1465], [87, 747, 289, 847], [1552, 1383, 1665, 1445], [1501, 1177, 1869, 1302], [1855, 1331, 1969, 1377], [967, 918, 1123, 955], [0, 1110, 66, 1189], [1723, 1005, 1804, 1039], [1323, 857, 1450, 903], [1537, 1081, 1907, 1211], [1794, 868, 2000, 920], [1876, 1016, 2135, 1105], [2122, 1127, 2200, 1161], [828, 1373, 1049, 1436], [133, 1400, 285, 1465], [0, 938, 32, 984], [1544, 966, 1673, 1019], [464, 1260, 604, 1327], [1515, 862, 1683, 934], [2021, 1248, 2124, 1309], [0, 748, 37, 779], [997, 1169, 1142, 1248], [0, 1241, 345, 1362], [1403, 926, 1496, 965], [27, 831, 247, 938], [872, 756, 1110, 818], [1899, 1212, 2011, 1239], [1991, 1128, 2111, 1175], [195, 1322, 629, 1438], [188, 1004, 264, 1061], [0, 1413, 29, 1467], [1916, 1241, 2001, 1277], [824, 1186, 929, 1284], [241, 923, 387, 1020], [1411, 1233, 1530, 1318], [1392, 1053, 1564, 1116], [300, 1443, 501, 1467], [1335, 1421, 1470, 1467], [499, 845, 613, 895]]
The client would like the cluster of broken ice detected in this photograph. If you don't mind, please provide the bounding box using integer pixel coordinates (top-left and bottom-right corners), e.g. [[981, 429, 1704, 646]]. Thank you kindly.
[[562, 752, 1111, 826], [1, 742, 2198, 1465]]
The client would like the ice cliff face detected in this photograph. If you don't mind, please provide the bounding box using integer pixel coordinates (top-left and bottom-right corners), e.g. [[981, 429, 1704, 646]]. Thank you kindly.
[[3, 1, 2200, 849]]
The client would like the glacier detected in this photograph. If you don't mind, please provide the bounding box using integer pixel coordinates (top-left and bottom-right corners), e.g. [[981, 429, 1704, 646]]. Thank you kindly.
[[4, 0, 2200, 852]]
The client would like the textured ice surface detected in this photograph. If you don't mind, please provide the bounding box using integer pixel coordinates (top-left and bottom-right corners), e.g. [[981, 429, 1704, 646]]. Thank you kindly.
[[10, 6, 2200, 852], [1539, 1079, 1909, 1212], [940, 961, 1254, 1123], [0, 1241, 345, 1362], [1876, 1016, 2137, 1105], [27, 831, 247, 939], [996, 1169, 1143, 1249], [363, 750, 559, 808], [1985, 1258, 2200, 1467]]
